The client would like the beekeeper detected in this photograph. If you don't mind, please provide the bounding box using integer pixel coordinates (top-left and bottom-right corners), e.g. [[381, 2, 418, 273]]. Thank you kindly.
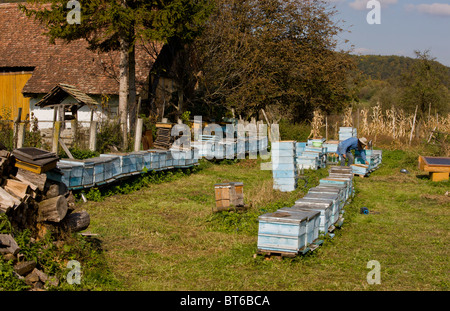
[[337, 137, 369, 166]]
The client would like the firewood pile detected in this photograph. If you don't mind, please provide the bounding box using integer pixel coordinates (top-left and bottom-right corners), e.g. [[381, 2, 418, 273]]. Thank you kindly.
[[1, 148, 91, 290], [0, 149, 90, 242]]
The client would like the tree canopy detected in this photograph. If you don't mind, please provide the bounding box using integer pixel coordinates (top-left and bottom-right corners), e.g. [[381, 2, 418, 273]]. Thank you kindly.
[[187, 0, 359, 121]]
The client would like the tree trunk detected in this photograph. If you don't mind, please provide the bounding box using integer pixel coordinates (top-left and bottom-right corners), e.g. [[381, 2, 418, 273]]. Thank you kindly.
[[128, 28, 137, 133], [119, 33, 130, 151], [37, 195, 68, 223]]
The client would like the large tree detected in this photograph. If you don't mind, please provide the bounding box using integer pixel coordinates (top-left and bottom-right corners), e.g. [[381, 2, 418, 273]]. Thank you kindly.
[[20, 0, 212, 150], [189, 0, 358, 121]]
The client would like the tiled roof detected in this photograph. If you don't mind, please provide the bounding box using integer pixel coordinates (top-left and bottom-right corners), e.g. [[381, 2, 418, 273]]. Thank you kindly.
[[0, 3, 159, 95]]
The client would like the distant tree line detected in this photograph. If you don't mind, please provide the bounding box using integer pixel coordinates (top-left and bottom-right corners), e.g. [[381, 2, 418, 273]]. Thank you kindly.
[[353, 51, 450, 119]]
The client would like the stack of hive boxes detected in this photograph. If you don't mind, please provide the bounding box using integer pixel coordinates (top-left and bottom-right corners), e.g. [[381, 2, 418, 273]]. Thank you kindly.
[[272, 141, 297, 192], [339, 127, 357, 141], [257, 209, 321, 255], [294, 139, 326, 170], [323, 140, 340, 165], [213, 182, 244, 212]]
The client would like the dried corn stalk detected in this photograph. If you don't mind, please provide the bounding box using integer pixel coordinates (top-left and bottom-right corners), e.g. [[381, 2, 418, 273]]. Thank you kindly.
[[359, 108, 370, 136], [308, 109, 324, 139], [370, 103, 384, 138], [342, 106, 353, 127]]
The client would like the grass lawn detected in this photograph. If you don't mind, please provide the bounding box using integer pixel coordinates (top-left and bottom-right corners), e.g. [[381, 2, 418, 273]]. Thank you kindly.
[[78, 150, 449, 291]]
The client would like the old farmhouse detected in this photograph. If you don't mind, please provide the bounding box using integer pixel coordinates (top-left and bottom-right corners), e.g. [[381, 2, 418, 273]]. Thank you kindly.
[[0, 2, 163, 129]]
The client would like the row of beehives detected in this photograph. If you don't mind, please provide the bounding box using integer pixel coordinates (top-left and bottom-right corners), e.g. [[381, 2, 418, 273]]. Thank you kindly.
[[45, 148, 199, 190], [258, 166, 354, 256], [191, 136, 268, 159]]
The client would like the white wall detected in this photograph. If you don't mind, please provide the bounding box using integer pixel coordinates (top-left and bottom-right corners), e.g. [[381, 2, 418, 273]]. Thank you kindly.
[[29, 95, 119, 129]]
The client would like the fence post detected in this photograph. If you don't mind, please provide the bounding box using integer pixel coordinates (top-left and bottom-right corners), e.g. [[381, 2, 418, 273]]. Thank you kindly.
[[52, 121, 61, 154], [134, 118, 143, 152], [16, 122, 25, 149], [13, 108, 22, 149], [89, 121, 97, 152]]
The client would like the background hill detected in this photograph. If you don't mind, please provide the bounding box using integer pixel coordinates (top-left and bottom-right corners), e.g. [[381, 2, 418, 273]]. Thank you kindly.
[[352, 54, 450, 88]]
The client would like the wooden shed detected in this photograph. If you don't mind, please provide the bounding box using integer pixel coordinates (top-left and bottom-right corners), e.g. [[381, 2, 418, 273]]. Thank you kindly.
[[35, 83, 99, 122]]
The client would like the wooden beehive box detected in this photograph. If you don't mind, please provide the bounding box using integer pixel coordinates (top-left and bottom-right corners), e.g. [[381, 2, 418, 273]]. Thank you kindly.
[[292, 199, 333, 234], [257, 210, 308, 254], [320, 177, 352, 198], [278, 207, 321, 245], [302, 192, 341, 224], [308, 186, 346, 208], [419, 156, 450, 182], [214, 182, 244, 212], [100, 154, 122, 177], [55, 160, 84, 189]]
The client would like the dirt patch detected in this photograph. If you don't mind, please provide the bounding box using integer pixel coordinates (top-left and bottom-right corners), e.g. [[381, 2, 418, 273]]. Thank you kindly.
[[420, 193, 450, 204], [235, 159, 258, 168]]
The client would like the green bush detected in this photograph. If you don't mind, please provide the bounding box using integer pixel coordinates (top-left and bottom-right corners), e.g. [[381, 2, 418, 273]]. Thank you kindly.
[[279, 120, 312, 142]]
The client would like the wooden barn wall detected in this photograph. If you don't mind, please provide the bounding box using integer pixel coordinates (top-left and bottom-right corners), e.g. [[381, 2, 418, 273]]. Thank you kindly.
[[0, 72, 32, 121]]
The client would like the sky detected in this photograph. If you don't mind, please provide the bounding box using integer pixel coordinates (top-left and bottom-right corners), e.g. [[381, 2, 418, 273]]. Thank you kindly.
[[327, 0, 450, 67]]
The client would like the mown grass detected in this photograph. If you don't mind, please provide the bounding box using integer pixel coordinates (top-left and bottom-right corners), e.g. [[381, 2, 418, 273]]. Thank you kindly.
[[76, 149, 448, 291]]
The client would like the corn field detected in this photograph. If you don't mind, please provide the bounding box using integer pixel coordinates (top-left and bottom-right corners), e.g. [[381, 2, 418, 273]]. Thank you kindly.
[[310, 103, 450, 155]]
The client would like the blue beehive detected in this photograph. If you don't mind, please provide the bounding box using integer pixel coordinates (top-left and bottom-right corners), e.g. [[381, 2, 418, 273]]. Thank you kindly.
[[159, 151, 167, 169], [99, 154, 122, 177], [319, 177, 352, 200], [257, 210, 308, 254], [328, 173, 354, 195], [277, 208, 321, 245], [292, 199, 333, 234], [148, 151, 160, 169], [83, 157, 106, 184], [302, 192, 341, 225], [308, 186, 346, 209], [55, 160, 84, 189], [339, 127, 357, 141], [139, 151, 152, 171], [272, 141, 297, 192], [131, 152, 144, 173]]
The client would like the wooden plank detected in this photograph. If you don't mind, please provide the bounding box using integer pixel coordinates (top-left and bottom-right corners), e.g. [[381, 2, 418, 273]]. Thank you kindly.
[[59, 138, 74, 159]]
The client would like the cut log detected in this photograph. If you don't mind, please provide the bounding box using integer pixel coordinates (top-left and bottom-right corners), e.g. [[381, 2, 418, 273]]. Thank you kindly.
[[61, 210, 90, 232], [45, 184, 60, 199], [44, 180, 68, 199], [66, 192, 76, 213], [37, 195, 68, 223], [4, 179, 31, 200], [0, 187, 21, 212], [15, 168, 47, 192]]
